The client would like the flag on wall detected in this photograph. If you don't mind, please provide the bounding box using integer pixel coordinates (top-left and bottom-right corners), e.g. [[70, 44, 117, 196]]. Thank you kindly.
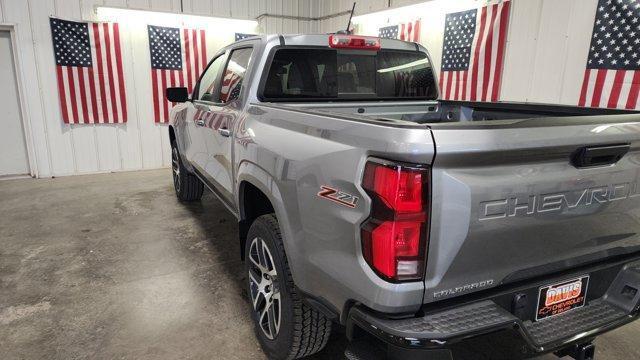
[[439, 1, 511, 102], [378, 19, 421, 42], [50, 18, 127, 124], [579, 0, 640, 109], [148, 25, 207, 123], [235, 33, 257, 41]]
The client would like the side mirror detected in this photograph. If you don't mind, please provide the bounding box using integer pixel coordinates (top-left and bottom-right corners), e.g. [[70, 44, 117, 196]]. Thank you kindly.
[[166, 87, 189, 103]]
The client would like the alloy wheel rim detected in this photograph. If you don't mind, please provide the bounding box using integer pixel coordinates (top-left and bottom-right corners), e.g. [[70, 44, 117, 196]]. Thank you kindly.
[[172, 147, 180, 192], [248, 237, 281, 340]]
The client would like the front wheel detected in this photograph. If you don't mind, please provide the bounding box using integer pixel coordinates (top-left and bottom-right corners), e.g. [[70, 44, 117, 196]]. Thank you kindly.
[[171, 140, 203, 202], [246, 214, 332, 359]]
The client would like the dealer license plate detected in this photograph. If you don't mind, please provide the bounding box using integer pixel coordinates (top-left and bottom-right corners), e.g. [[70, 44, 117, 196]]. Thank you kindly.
[[535, 276, 589, 321]]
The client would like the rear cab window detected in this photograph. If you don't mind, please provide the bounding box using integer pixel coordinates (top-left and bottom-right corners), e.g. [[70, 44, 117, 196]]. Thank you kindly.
[[261, 48, 438, 101]]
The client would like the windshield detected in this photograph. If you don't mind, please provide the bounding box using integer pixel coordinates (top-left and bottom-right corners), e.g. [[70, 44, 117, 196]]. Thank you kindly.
[[261, 48, 438, 101]]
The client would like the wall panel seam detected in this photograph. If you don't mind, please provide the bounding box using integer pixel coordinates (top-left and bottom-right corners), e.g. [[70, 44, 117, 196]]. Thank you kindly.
[[26, 0, 54, 176], [525, 0, 545, 102]]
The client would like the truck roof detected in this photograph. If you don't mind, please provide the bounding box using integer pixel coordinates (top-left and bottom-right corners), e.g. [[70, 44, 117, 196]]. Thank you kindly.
[[233, 34, 426, 53]]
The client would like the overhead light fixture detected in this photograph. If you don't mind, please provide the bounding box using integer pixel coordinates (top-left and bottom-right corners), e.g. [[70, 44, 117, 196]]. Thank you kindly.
[[351, 2, 427, 25], [95, 6, 258, 31]]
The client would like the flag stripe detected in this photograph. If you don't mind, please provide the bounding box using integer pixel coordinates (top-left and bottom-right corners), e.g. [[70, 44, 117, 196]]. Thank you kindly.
[[578, 69, 591, 107], [83, 68, 95, 124], [184, 29, 193, 91], [616, 71, 633, 109], [67, 67, 79, 124], [152, 69, 160, 123], [200, 29, 206, 70], [591, 69, 608, 108], [107, 23, 121, 122], [491, 1, 510, 101], [113, 23, 127, 122], [481, 4, 498, 101], [161, 69, 169, 122], [445, 71, 453, 100], [461, 70, 468, 100], [102, 23, 117, 123], [192, 30, 200, 83], [77, 66, 90, 122], [92, 23, 110, 123], [72, 67, 85, 123], [170, 69, 177, 110], [87, 25, 102, 123], [626, 71, 640, 109], [55, 66, 69, 123], [608, 70, 627, 108], [470, 6, 487, 101], [412, 21, 421, 43]]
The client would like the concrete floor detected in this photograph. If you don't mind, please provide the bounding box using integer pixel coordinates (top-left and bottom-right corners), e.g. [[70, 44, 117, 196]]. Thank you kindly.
[[0, 169, 638, 360]]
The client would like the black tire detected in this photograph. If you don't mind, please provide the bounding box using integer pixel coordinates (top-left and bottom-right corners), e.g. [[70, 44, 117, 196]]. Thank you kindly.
[[245, 214, 332, 359], [171, 140, 204, 202]]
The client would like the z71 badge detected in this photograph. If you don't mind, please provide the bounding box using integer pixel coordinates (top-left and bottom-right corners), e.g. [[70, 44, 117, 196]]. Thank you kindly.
[[317, 186, 358, 208]]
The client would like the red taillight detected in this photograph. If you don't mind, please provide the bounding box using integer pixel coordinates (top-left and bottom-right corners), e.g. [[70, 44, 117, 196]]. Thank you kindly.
[[361, 160, 429, 281], [363, 163, 424, 213], [329, 34, 381, 50]]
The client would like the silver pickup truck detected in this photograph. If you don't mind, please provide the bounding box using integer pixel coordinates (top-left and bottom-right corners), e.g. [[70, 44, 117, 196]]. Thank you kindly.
[[166, 34, 640, 360]]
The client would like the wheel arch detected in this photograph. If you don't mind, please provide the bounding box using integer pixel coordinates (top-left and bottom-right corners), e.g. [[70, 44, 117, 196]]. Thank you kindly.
[[236, 162, 287, 261], [238, 180, 275, 260]]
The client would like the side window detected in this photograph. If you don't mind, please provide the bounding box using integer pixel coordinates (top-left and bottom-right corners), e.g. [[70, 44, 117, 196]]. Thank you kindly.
[[219, 48, 253, 103], [196, 55, 225, 102]]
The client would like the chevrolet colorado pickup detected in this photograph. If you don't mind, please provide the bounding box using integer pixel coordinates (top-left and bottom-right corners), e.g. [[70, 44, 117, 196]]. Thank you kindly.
[[166, 34, 640, 360]]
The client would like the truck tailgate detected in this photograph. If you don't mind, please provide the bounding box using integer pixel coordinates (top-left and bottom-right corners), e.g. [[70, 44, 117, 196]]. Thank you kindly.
[[425, 115, 640, 303]]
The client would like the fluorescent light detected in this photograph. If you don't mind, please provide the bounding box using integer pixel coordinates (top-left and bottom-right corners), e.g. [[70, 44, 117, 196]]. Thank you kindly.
[[351, 2, 428, 24], [96, 6, 258, 31]]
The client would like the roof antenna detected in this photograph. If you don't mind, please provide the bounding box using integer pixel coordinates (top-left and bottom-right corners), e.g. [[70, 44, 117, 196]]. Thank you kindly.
[[339, 2, 356, 34]]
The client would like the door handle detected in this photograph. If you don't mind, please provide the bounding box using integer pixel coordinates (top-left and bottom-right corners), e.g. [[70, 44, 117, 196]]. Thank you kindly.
[[571, 144, 630, 168], [218, 128, 231, 137], [195, 119, 205, 127]]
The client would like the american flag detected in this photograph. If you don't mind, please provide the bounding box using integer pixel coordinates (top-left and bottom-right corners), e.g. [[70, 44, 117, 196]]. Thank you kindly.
[[439, 1, 511, 102], [235, 33, 257, 41], [579, 0, 640, 109], [148, 25, 207, 123], [220, 69, 243, 103], [50, 18, 127, 124], [378, 19, 421, 42]]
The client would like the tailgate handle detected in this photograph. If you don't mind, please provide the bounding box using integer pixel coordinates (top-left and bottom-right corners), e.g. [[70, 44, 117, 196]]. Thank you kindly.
[[571, 144, 630, 168]]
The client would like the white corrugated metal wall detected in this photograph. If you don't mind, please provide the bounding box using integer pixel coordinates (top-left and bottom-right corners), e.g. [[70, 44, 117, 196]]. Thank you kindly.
[[1, 0, 604, 177], [0, 0, 314, 178]]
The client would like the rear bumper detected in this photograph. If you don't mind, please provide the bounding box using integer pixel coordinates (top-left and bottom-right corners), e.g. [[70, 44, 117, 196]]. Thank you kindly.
[[346, 258, 640, 359]]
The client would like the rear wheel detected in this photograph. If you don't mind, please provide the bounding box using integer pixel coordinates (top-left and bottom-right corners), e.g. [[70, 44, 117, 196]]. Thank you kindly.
[[171, 140, 203, 202], [246, 214, 332, 359]]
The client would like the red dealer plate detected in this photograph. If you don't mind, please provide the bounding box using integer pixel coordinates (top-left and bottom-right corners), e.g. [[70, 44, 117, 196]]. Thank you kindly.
[[535, 276, 589, 321]]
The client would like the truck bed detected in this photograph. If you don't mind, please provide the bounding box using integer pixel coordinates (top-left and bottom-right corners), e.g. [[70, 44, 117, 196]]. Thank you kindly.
[[284, 100, 638, 124]]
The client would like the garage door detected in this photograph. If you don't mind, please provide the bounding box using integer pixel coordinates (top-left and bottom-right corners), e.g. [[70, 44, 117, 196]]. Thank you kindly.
[[0, 30, 29, 177]]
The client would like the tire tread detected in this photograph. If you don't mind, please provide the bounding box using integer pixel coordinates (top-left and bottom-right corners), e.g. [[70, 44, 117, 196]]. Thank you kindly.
[[171, 140, 204, 202], [255, 214, 332, 359]]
